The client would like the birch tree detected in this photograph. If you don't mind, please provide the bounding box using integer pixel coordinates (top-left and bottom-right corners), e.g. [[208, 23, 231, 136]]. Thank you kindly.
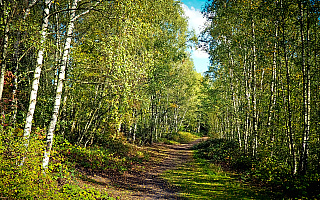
[[43, 0, 101, 170], [23, 0, 52, 144], [202, 0, 320, 179], [0, 0, 10, 101]]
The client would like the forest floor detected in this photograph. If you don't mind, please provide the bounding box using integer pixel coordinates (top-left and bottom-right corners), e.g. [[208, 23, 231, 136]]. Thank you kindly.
[[74, 138, 269, 199]]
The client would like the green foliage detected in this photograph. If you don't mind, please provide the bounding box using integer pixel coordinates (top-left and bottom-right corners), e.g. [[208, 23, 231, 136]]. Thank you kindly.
[[193, 138, 241, 167], [251, 157, 291, 184], [0, 126, 66, 199], [58, 137, 148, 172], [250, 157, 320, 199], [0, 126, 114, 199], [62, 184, 111, 200], [159, 138, 179, 145], [170, 131, 199, 144], [163, 157, 270, 199], [159, 132, 199, 144], [1, 0, 203, 198], [201, 0, 320, 198], [194, 138, 320, 199]]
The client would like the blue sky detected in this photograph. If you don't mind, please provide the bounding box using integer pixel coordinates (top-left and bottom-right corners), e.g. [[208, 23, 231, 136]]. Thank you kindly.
[[181, 0, 210, 74], [181, 0, 207, 11]]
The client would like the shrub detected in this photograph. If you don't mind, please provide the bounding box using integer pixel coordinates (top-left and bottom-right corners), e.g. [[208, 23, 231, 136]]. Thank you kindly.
[[0, 126, 116, 199], [62, 184, 111, 200], [192, 138, 320, 199], [58, 136, 148, 172], [177, 132, 198, 143], [193, 138, 239, 164], [169, 131, 198, 144], [232, 155, 254, 172], [0, 126, 65, 199]]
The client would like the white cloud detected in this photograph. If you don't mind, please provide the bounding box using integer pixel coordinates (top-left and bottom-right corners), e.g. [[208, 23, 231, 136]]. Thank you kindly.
[[181, 4, 206, 35], [193, 48, 209, 59], [182, 4, 209, 60]]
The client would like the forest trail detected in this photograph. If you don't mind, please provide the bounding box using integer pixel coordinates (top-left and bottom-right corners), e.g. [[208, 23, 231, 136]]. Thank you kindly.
[[77, 138, 207, 199]]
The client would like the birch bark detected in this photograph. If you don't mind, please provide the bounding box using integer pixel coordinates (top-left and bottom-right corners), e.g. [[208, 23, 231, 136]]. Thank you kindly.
[[43, 0, 100, 169], [0, 1, 9, 101], [23, 0, 52, 143], [251, 20, 258, 157], [299, 1, 310, 175], [43, 0, 78, 170], [11, 0, 37, 123], [281, 0, 296, 174]]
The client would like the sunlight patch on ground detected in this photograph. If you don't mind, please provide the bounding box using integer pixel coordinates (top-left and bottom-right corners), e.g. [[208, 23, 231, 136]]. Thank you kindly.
[[163, 158, 271, 200]]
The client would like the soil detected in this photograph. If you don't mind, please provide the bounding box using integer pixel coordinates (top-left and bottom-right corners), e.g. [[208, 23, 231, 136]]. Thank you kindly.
[[75, 138, 207, 200]]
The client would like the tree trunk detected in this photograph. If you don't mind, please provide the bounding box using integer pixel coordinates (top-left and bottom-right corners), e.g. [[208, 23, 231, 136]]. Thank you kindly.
[[244, 52, 251, 154], [11, 0, 38, 123], [299, 1, 310, 175], [0, 1, 9, 101], [23, 0, 52, 143], [281, 0, 296, 174], [43, 0, 78, 170], [251, 20, 258, 158], [267, 26, 278, 156]]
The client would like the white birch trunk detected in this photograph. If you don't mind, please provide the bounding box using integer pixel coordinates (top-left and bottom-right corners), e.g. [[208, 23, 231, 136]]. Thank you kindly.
[[43, 0, 78, 170], [11, 0, 38, 123], [299, 2, 310, 175], [244, 54, 250, 153], [23, 0, 38, 20], [252, 20, 258, 157], [267, 28, 278, 130], [0, 2, 9, 101], [133, 123, 137, 142], [23, 0, 52, 142], [155, 110, 158, 141], [197, 114, 201, 133]]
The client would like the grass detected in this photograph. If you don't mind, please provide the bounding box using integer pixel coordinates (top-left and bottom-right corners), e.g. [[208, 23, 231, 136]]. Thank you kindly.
[[163, 157, 271, 199], [61, 183, 115, 200], [161, 131, 200, 145]]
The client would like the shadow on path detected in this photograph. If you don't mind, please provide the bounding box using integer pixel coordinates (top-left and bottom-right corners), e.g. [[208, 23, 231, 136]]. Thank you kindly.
[[77, 138, 207, 200]]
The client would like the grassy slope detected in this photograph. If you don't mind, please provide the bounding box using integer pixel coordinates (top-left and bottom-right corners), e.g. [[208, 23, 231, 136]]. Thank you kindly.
[[163, 153, 271, 199]]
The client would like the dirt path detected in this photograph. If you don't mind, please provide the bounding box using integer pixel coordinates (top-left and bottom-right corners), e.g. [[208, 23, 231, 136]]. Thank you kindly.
[[77, 138, 206, 199]]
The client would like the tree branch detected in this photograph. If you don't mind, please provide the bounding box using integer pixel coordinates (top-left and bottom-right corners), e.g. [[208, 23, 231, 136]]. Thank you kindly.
[[71, 1, 101, 22]]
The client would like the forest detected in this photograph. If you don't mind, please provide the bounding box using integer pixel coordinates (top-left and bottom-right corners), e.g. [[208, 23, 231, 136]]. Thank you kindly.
[[0, 0, 319, 199]]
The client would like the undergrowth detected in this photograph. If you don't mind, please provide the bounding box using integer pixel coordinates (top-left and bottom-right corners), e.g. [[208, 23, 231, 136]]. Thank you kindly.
[[0, 125, 198, 199], [0, 126, 66, 199], [57, 135, 149, 172], [192, 138, 320, 199], [161, 131, 199, 144], [163, 156, 270, 199], [0, 126, 124, 199], [61, 183, 115, 200]]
